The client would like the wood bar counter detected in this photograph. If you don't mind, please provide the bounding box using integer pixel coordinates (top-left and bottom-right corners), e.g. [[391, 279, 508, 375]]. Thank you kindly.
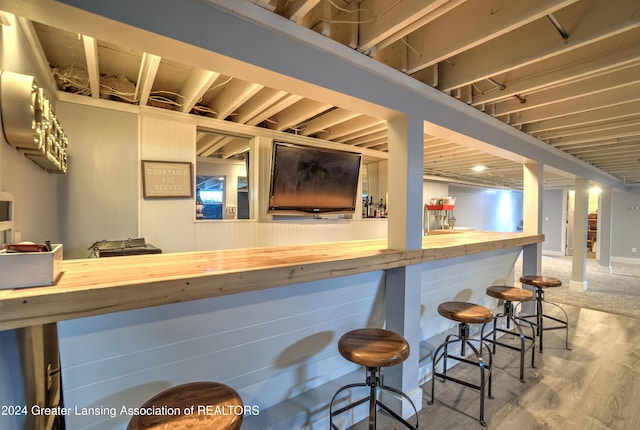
[[0, 231, 542, 332]]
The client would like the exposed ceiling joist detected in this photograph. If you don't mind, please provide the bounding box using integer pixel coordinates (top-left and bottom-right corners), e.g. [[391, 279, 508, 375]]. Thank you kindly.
[[398, 0, 577, 76], [435, 0, 639, 91], [135, 53, 161, 106], [180, 68, 220, 113], [5, 0, 638, 188]]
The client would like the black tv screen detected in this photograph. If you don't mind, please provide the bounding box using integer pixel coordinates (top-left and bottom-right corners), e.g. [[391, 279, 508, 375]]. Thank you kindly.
[[268, 142, 362, 214]]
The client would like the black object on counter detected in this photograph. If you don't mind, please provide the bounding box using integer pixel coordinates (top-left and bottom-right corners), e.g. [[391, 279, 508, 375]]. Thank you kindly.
[[89, 238, 162, 257]]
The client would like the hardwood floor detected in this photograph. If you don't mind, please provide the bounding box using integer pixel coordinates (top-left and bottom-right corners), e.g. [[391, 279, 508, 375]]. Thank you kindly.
[[351, 305, 640, 429]]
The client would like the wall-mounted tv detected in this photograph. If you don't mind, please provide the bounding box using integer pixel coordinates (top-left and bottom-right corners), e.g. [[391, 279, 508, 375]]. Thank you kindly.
[[268, 142, 362, 215]]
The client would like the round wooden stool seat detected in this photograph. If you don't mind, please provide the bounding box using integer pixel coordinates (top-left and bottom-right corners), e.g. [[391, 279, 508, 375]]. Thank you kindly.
[[127, 382, 243, 430], [438, 301, 493, 325], [486, 286, 534, 302], [519, 275, 562, 288], [338, 328, 410, 368]]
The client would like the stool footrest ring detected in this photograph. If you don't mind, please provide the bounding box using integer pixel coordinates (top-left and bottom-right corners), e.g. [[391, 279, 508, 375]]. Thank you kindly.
[[329, 367, 418, 430]]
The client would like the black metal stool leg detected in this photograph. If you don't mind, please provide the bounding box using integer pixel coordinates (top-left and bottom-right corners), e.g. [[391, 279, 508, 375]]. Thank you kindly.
[[429, 323, 493, 426], [482, 301, 536, 383], [368, 368, 376, 430], [536, 288, 544, 352], [517, 287, 570, 353], [331, 367, 418, 430]]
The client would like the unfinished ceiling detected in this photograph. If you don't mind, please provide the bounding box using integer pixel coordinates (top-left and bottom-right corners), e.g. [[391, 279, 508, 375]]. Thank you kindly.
[[7, 0, 640, 189]]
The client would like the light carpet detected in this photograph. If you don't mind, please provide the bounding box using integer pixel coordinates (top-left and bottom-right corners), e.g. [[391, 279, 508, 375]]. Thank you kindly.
[[515, 255, 640, 319]]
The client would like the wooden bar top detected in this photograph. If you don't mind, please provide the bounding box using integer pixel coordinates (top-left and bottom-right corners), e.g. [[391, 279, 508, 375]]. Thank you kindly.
[[0, 231, 542, 331]]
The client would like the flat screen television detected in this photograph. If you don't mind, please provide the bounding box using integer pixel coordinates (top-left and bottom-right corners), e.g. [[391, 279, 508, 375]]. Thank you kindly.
[[268, 142, 362, 214]]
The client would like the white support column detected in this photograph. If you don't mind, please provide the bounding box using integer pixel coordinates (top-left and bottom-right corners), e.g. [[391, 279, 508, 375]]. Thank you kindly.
[[522, 161, 543, 274], [387, 114, 423, 250], [384, 265, 423, 416], [571, 178, 589, 291], [598, 186, 613, 273], [383, 113, 424, 416], [521, 161, 543, 313]]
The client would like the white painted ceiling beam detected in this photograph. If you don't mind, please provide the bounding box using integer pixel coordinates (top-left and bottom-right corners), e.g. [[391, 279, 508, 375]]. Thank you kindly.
[[221, 139, 250, 158], [287, 0, 321, 23], [196, 133, 226, 156], [524, 102, 640, 135], [81, 35, 100, 99], [425, 145, 476, 158], [547, 124, 640, 145], [270, 99, 332, 131], [300, 108, 361, 136], [534, 117, 640, 140], [357, 0, 451, 53], [16, 17, 59, 96], [345, 130, 387, 147], [251, 0, 276, 12], [568, 142, 640, 158], [210, 79, 264, 120], [200, 135, 236, 157], [426, 151, 506, 167], [492, 64, 640, 117], [509, 82, 640, 126], [179, 68, 220, 113], [552, 136, 638, 150], [316, 117, 383, 140], [246, 94, 303, 126], [135, 52, 161, 106], [233, 87, 288, 124], [436, 0, 640, 91], [401, 0, 577, 75], [375, 0, 465, 53], [471, 32, 640, 106], [354, 136, 388, 149], [332, 122, 387, 142]]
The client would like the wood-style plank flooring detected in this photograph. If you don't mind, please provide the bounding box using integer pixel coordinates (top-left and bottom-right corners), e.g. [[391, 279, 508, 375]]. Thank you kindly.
[[351, 305, 640, 429]]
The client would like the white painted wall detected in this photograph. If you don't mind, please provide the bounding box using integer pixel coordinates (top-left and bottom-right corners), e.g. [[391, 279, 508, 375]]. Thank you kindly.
[[448, 185, 524, 232], [611, 188, 640, 261], [56, 103, 139, 259]]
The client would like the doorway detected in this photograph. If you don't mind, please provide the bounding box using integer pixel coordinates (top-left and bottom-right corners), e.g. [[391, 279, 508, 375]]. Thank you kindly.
[[565, 189, 599, 258]]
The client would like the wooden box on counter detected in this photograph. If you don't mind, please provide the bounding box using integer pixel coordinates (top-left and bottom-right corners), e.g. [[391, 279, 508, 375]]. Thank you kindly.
[[0, 244, 63, 289]]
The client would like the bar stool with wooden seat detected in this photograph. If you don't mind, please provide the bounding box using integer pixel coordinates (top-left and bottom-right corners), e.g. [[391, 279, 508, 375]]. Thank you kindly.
[[329, 328, 418, 430], [519, 275, 571, 352], [127, 381, 243, 430], [428, 301, 494, 426], [481, 286, 536, 382]]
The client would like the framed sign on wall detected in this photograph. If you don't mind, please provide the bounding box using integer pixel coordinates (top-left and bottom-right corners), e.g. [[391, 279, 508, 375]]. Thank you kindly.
[[141, 160, 193, 198]]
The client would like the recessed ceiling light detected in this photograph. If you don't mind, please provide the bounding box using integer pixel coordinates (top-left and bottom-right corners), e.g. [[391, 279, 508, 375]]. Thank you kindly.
[[472, 165, 487, 172]]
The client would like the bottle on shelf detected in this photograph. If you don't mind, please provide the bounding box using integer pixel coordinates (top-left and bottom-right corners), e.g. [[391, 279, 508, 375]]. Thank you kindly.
[[368, 196, 374, 218], [195, 188, 204, 220]]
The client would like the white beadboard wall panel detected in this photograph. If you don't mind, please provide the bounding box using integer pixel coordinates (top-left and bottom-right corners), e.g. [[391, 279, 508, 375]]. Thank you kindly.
[[139, 116, 195, 161], [60, 295, 375, 391], [418, 248, 520, 341], [58, 271, 384, 430], [195, 218, 388, 250], [140, 116, 197, 252]]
